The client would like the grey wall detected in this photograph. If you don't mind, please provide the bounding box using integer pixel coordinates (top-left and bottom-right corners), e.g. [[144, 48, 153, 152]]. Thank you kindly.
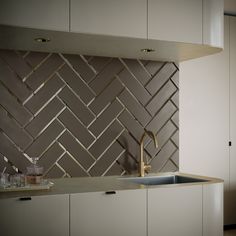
[[0, 50, 179, 178]]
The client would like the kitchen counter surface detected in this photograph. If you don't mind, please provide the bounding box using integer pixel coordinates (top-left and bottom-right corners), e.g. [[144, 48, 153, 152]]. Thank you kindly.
[[0, 172, 223, 199]]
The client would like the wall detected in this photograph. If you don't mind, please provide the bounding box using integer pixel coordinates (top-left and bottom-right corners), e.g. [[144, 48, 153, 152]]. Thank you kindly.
[[0, 50, 179, 178], [179, 16, 229, 184], [179, 15, 233, 224]]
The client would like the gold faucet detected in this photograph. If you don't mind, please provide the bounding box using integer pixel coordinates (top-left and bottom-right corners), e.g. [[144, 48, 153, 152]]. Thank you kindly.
[[139, 130, 158, 177]]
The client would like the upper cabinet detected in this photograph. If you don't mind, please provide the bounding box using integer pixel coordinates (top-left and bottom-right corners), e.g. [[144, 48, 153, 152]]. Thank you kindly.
[[70, 0, 147, 39], [0, 0, 224, 61], [203, 0, 224, 47], [148, 0, 202, 44], [0, 0, 69, 31]]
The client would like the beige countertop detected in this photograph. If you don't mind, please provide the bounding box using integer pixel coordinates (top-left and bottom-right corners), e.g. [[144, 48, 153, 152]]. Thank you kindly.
[[0, 172, 223, 199]]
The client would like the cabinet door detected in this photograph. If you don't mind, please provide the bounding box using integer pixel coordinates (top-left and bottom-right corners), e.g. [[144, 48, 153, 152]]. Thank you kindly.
[[229, 15, 236, 224], [148, 185, 202, 236], [203, 0, 224, 48], [70, 189, 146, 236], [0, 194, 69, 236], [203, 183, 223, 236], [148, 0, 202, 44], [70, 0, 147, 38], [0, 0, 69, 31]]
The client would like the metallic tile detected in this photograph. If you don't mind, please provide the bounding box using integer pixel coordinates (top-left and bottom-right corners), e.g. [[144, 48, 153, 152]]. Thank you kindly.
[[89, 141, 124, 176], [0, 83, 32, 126], [25, 97, 65, 138], [88, 56, 111, 72], [118, 67, 151, 106], [145, 120, 177, 157], [0, 132, 31, 172], [0, 50, 179, 177], [58, 153, 88, 177], [89, 59, 123, 95], [63, 54, 95, 83], [58, 64, 94, 105], [26, 54, 63, 90], [146, 80, 177, 116], [89, 78, 124, 115], [25, 51, 49, 68], [119, 89, 151, 127], [58, 108, 95, 148], [146, 63, 177, 95], [146, 101, 177, 132], [150, 140, 176, 172], [0, 106, 33, 150], [58, 131, 95, 170], [89, 99, 124, 137], [122, 59, 151, 85], [25, 74, 64, 114], [89, 120, 124, 159], [25, 120, 64, 157], [0, 50, 32, 79], [39, 142, 65, 172], [0, 58, 31, 102], [118, 109, 144, 143], [58, 86, 95, 127]]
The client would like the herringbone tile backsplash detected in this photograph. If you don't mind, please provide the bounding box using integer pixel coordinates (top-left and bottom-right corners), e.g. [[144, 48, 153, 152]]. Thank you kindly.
[[0, 50, 179, 178]]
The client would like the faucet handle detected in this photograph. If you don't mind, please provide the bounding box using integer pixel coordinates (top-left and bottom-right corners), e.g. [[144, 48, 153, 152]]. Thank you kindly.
[[144, 164, 151, 173]]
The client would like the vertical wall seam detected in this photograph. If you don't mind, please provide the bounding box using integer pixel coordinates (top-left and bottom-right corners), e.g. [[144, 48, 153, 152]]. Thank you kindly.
[[229, 16, 231, 191], [147, 0, 149, 39]]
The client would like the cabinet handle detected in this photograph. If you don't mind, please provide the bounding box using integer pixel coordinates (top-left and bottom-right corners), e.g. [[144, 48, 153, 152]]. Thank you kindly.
[[19, 197, 32, 201], [105, 191, 116, 195]]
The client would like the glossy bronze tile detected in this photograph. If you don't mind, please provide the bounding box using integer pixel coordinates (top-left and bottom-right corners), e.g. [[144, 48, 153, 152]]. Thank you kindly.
[[58, 64, 95, 105], [25, 97, 65, 137], [89, 78, 124, 115], [0, 106, 33, 150], [58, 131, 95, 170], [25, 120, 64, 157], [58, 153, 88, 177], [58, 86, 95, 127], [63, 54, 95, 83], [89, 120, 124, 159], [89, 142, 124, 176], [122, 59, 151, 85], [26, 54, 63, 90], [118, 67, 151, 106], [0, 83, 32, 126], [119, 89, 151, 126], [0, 132, 31, 172], [146, 63, 177, 95], [0, 50, 32, 79], [0, 50, 179, 177], [25, 74, 64, 114], [89, 58, 123, 95], [0, 58, 31, 102], [89, 99, 123, 137], [58, 109, 95, 148]]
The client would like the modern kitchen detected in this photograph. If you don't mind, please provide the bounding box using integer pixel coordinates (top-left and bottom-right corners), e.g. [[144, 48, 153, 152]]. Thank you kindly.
[[0, 0, 236, 236]]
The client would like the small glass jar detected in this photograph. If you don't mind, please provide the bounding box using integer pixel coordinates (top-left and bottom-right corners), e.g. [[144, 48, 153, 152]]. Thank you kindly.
[[26, 157, 44, 185], [10, 174, 26, 187], [0, 173, 10, 188]]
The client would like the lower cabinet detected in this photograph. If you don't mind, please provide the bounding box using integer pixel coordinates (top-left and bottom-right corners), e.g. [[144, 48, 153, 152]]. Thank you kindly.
[[0, 183, 223, 236], [148, 185, 203, 236], [70, 189, 146, 236], [0, 194, 69, 236]]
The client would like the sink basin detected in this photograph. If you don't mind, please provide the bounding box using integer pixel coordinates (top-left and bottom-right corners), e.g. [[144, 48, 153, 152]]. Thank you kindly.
[[120, 175, 208, 186]]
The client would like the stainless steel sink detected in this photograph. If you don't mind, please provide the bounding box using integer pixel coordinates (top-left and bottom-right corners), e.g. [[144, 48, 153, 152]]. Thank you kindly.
[[120, 175, 208, 186]]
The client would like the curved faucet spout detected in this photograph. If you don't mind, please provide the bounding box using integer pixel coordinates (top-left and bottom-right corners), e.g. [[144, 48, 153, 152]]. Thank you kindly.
[[139, 130, 158, 177]]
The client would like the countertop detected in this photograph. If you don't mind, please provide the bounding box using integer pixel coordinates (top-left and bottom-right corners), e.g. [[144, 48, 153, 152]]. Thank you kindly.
[[0, 172, 223, 199]]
